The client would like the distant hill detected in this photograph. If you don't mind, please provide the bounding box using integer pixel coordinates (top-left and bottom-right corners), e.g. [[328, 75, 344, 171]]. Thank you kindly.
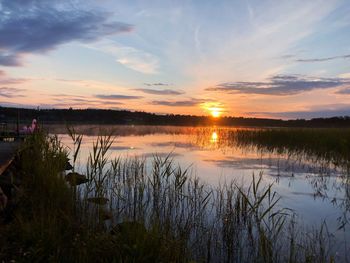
[[1, 106, 350, 128]]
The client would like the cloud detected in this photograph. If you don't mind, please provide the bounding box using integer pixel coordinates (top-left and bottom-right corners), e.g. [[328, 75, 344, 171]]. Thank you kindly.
[[144, 83, 169, 86], [204, 157, 279, 170], [42, 103, 123, 110], [207, 75, 350, 96], [0, 78, 28, 85], [50, 93, 86, 98], [150, 142, 198, 149], [115, 47, 159, 74], [88, 40, 159, 74], [53, 97, 124, 105], [151, 98, 203, 107], [248, 104, 350, 119], [0, 1, 133, 66], [0, 99, 101, 109], [109, 146, 139, 151], [339, 72, 350, 78], [280, 54, 296, 60], [0, 101, 33, 108], [137, 152, 183, 159], [296, 54, 350, 63], [95, 94, 143, 100], [0, 87, 25, 98], [133, 88, 184, 95], [335, 88, 350, 94], [204, 157, 315, 175], [0, 54, 22, 66], [168, 0, 340, 86]]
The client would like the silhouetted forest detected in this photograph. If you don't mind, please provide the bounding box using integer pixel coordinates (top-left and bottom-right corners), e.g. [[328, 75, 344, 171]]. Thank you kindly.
[[1, 106, 350, 127]]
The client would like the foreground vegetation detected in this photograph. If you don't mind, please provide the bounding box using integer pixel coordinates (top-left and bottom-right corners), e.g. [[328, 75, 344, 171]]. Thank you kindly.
[[0, 131, 339, 262]]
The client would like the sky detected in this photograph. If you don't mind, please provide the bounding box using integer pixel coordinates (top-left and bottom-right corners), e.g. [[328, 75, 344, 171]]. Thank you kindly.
[[0, 0, 350, 119]]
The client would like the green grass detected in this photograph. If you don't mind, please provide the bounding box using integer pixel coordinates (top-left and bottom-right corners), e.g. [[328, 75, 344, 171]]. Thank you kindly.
[[0, 130, 337, 262]]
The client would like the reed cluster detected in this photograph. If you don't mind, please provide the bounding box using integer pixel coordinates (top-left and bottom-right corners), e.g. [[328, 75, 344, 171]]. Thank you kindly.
[[229, 128, 350, 169]]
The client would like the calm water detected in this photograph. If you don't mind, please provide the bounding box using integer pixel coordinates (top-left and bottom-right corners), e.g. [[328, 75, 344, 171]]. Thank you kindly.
[[52, 125, 350, 253]]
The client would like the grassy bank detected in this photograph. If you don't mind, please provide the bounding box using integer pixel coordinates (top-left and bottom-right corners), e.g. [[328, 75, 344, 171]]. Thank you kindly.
[[231, 128, 350, 168], [0, 131, 336, 262]]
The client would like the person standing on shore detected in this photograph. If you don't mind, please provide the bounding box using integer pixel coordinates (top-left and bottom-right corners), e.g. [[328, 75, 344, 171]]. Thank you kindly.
[[20, 119, 38, 134]]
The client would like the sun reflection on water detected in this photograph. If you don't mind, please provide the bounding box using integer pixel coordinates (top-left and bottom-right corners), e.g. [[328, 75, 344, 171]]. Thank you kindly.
[[210, 131, 218, 143]]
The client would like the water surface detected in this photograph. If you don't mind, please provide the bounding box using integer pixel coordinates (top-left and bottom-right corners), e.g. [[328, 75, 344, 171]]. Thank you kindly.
[[53, 125, 350, 253]]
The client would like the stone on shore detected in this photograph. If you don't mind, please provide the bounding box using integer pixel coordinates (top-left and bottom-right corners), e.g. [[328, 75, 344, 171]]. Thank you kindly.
[[65, 172, 89, 186]]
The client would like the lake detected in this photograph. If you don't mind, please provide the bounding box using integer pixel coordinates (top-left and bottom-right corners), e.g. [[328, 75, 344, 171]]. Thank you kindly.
[[50, 125, 350, 257]]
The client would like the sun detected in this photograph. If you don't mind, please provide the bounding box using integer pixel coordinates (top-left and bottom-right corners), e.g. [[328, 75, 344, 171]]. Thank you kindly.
[[201, 102, 224, 118], [211, 109, 221, 118], [209, 107, 222, 118]]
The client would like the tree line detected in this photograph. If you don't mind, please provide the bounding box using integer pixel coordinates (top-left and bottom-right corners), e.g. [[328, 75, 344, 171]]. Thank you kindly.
[[1, 106, 350, 127]]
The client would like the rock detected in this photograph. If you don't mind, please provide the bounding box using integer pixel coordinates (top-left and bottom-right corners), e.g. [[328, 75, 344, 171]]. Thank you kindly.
[[65, 172, 89, 186], [99, 209, 113, 221], [110, 221, 147, 236], [65, 161, 73, 171]]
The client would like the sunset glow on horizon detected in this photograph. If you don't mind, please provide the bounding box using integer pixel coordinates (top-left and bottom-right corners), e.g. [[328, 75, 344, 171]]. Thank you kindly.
[[1, 0, 350, 119]]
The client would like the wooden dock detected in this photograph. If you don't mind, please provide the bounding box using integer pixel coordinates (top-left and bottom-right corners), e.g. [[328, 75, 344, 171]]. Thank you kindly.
[[0, 141, 20, 176]]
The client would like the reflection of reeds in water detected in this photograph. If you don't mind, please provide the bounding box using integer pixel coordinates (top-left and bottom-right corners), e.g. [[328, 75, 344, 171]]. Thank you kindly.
[[0, 131, 338, 262]]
